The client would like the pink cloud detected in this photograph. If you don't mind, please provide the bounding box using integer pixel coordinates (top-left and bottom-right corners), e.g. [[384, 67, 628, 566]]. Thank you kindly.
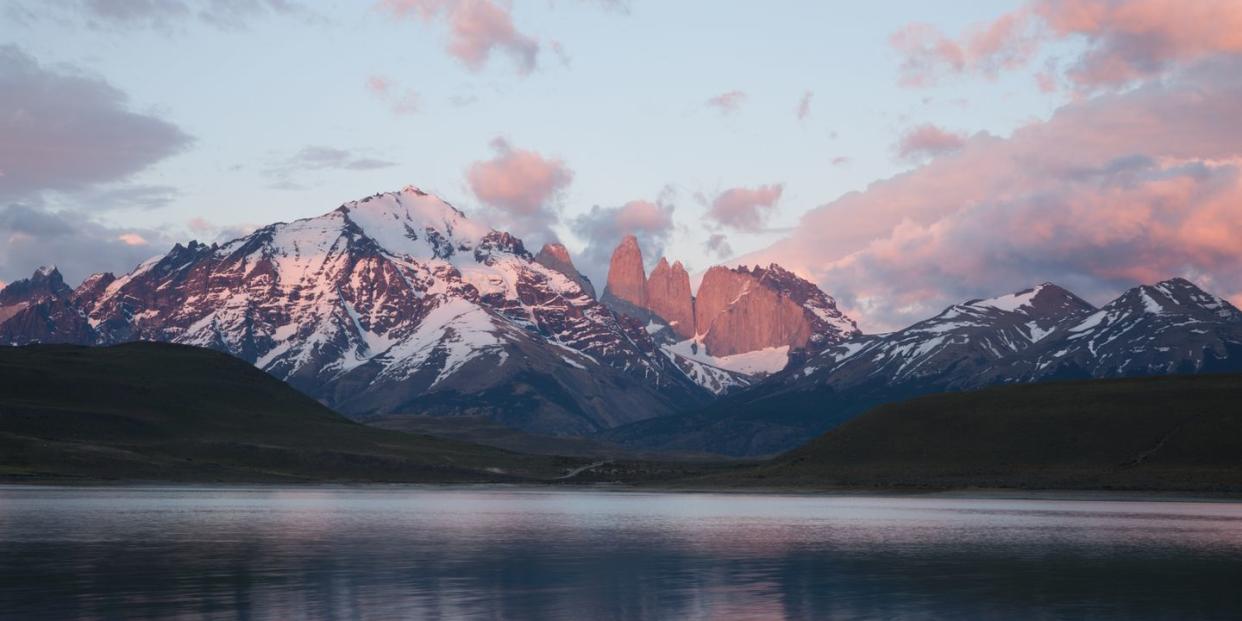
[[117, 233, 148, 246], [187, 217, 213, 234], [706, 90, 746, 114], [738, 58, 1242, 331], [1038, 0, 1242, 88], [365, 74, 419, 115], [892, 1, 1242, 89], [706, 184, 784, 232], [891, 11, 1041, 87], [895, 124, 968, 162], [378, 0, 539, 74], [466, 137, 572, 244], [366, 75, 390, 94], [468, 138, 572, 216], [889, 23, 966, 88], [1035, 72, 1057, 92], [796, 91, 813, 120], [612, 199, 674, 234]]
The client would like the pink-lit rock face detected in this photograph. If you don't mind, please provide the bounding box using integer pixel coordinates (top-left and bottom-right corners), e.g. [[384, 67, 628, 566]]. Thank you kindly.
[[693, 266, 753, 340], [695, 264, 860, 357], [701, 282, 811, 357], [538, 242, 572, 265], [602, 235, 647, 309], [645, 258, 695, 339], [598, 234, 860, 359]]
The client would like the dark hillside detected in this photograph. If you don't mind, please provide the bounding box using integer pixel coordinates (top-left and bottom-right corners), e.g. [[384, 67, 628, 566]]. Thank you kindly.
[[0, 343, 578, 482], [738, 374, 1242, 492]]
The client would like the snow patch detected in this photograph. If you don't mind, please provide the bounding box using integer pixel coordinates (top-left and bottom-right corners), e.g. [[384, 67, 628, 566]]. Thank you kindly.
[[664, 338, 790, 375], [971, 285, 1043, 313]]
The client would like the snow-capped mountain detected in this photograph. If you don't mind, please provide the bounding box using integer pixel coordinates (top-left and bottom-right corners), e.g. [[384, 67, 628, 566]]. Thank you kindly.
[[605, 278, 1242, 457], [0, 187, 709, 435], [781, 278, 1242, 396], [7, 188, 1240, 457], [788, 283, 1096, 392], [995, 278, 1242, 382]]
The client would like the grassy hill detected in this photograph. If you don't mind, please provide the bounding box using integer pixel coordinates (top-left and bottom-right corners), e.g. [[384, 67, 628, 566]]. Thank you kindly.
[[731, 374, 1242, 492], [0, 343, 583, 483]]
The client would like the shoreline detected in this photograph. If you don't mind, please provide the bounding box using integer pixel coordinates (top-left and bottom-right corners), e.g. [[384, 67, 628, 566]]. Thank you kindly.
[[3, 480, 1241, 503]]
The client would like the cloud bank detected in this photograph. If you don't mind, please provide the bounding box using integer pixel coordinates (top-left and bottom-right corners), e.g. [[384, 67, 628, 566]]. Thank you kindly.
[[895, 124, 968, 162], [742, 56, 1242, 331], [379, 0, 540, 74], [0, 46, 191, 202], [0, 46, 190, 285], [893, 0, 1242, 90], [705, 184, 784, 232]]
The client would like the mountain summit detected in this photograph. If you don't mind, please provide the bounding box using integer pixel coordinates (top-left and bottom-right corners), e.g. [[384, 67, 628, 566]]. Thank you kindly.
[[605, 278, 1242, 457], [0, 187, 710, 435], [597, 237, 859, 378], [600, 234, 649, 317]]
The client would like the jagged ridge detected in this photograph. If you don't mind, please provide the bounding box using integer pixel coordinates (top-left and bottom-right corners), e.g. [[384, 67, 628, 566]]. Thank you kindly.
[[0, 187, 711, 436]]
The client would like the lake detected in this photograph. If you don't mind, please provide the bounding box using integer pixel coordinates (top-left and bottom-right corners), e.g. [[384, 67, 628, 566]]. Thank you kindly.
[[0, 486, 1240, 620]]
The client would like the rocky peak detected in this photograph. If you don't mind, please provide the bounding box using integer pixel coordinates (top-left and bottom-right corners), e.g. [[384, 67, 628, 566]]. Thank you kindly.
[[697, 267, 813, 357], [538, 242, 573, 265], [72, 272, 117, 303], [474, 231, 531, 263], [333, 186, 492, 262], [0, 266, 96, 344], [1000, 277, 1242, 382], [0, 266, 72, 307], [953, 282, 1097, 341], [1140, 278, 1242, 320], [693, 266, 753, 338], [598, 251, 858, 361], [602, 235, 648, 310], [694, 264, 857, 357], [535, 242, 596, 298], [966, 283, 1091, 315], [645, 257, 695, 339]]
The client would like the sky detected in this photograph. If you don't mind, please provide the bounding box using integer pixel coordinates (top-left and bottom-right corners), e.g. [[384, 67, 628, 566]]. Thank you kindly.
[[2, 0, 1241, 332]]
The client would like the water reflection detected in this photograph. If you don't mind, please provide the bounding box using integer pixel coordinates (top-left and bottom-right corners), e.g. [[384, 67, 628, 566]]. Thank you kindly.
[[1, 486, 1241, 620]]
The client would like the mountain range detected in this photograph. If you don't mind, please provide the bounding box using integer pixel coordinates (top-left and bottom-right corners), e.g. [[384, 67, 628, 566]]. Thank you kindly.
[[0, 188, 716, 435], [605, 278, 1242, 456], [2, 186, 1240, 457]]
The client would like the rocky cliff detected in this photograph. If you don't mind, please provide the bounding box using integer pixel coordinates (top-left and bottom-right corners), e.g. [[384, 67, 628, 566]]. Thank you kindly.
[[645, 258, 695, 339], [534, 242, 596, 299], [598, 236, 859, 366], [600, 235, 648, 313]]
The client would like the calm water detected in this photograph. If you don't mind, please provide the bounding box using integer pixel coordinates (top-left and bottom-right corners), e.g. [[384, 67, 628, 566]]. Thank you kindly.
[[1, 487, 1241, 620]]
